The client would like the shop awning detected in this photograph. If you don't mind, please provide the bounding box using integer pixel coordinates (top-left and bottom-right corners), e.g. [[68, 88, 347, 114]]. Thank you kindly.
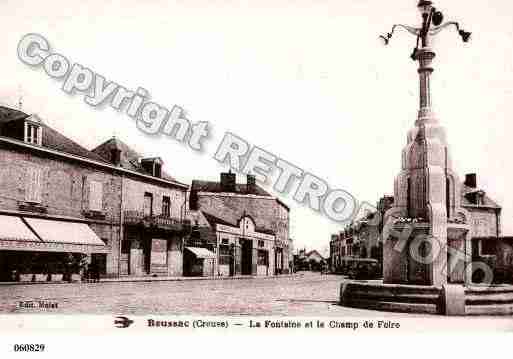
[[0, 215, 41, 242], [24, 217, 106, 246], [185, 247, 216, 259]]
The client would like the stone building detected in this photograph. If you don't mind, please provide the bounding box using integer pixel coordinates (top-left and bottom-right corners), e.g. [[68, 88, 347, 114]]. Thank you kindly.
[[330, 175, 503, 283], [329, 195, 392, 273], [0, 106, 188, 281], [187, 172, 292, 276], [91, 138, 189, 277]]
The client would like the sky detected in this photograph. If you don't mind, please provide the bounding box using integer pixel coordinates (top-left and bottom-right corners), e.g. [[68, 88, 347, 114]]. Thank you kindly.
[[1, 0, 513, 257]]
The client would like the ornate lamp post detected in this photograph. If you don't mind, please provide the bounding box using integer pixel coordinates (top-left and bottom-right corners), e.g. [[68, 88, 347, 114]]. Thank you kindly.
[[380, 1, 471, 120]]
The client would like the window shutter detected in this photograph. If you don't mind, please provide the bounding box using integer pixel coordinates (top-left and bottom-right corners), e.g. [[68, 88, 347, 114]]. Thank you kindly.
[[89, 180, 103, 211], [143, 193, 153, 216], [25, 167, 42, 203]]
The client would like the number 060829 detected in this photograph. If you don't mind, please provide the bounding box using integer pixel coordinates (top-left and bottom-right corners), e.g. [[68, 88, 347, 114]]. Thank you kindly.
[[13, 344, 45, 352]]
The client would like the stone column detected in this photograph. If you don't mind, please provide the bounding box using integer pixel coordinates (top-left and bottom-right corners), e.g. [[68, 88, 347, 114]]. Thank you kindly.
[[384, 47, 451, 286], [417, 49, 435, 116]]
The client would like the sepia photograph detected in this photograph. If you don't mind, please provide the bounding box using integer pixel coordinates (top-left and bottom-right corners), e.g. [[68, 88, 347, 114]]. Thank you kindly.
[[1, 0, 513, 356]]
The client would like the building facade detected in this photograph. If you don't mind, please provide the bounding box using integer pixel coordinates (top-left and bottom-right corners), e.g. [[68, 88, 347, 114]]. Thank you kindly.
[[187, 172, 292, 277], [330, 174, 505, 284], [0, 106, 188, 281], [329, 195, 392, 273], [91, 138, 189, 277]]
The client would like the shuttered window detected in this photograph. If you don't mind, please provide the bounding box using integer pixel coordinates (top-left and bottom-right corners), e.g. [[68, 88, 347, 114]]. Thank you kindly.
[[143, 192, 153, 216], [162, 196, 171, 217], [25, 167, 42, 204], [89, 180, 103, 211]]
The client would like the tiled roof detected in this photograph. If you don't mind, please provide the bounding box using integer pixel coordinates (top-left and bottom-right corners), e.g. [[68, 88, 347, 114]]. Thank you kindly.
[[91, 137, 182, 184], [201, 210, 275, 235], [201, 211, 236, 228], [0, 106, 187, 187], [0, 106, 108, 162], [0, 106, 28, 122], [191, 179, 272, 197], [461, 184, 501, 209], [41, 124, 108, 162]]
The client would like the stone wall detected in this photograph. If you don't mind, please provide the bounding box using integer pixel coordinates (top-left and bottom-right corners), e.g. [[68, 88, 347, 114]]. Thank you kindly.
[[0, 145, 188, 278], [120, 170, 187, 277], [466, 207, 499, 238], [0, 146, 121, 276], [123, 177, 186, 218], [89, 223, 120, 277], [0, 147, 122, 221]]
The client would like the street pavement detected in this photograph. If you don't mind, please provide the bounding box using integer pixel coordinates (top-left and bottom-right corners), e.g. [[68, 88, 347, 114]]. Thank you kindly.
[[0, 272, 418, 316]]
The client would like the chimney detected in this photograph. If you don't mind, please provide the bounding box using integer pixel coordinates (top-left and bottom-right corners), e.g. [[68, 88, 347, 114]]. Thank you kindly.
[[465, 173, 477, 188], [220, 171, 236, 192], [246, 174, 256, 194]]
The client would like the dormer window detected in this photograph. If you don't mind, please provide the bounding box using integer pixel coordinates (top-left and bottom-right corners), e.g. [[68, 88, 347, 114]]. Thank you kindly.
[[140, 157, 163, 178], [477, 190, 485, 206], [24, 121, 42, 145], [465, 190, 486, 206]]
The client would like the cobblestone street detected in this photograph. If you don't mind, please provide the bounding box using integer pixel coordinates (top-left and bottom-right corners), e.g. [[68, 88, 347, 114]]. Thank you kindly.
[[0, 272, 408, 316]]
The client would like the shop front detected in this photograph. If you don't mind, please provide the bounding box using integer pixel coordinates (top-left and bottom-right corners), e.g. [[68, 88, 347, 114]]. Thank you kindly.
[[215, 216, 276, 277], [0, 214, 109, 282], [120, 211, 187, 277]]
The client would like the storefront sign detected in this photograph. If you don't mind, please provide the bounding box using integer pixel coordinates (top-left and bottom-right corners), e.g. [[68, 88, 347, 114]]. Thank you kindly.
[[216, 224, 274, 241]]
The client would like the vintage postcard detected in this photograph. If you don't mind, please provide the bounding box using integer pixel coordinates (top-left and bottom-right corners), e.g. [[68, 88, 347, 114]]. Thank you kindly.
[[1, 0, 512, 356]]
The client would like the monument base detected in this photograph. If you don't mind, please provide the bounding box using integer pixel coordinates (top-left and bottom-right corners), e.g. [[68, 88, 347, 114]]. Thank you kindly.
[[340, 280, 513, 316]]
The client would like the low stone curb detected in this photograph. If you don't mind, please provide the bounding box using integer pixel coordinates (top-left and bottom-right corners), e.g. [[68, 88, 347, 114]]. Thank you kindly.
[[0, 273, 303, 285]]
